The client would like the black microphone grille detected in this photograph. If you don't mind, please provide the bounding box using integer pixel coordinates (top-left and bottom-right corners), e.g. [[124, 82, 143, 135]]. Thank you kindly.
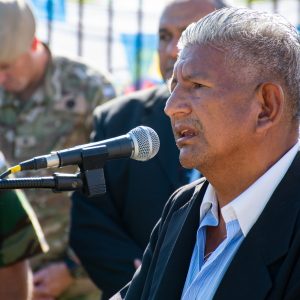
[[128, 126, 160, 161]]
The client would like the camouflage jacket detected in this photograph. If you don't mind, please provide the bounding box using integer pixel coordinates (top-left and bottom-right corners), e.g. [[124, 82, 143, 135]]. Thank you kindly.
[[0, 151, 48, 267], [0, 49, 116, 299]]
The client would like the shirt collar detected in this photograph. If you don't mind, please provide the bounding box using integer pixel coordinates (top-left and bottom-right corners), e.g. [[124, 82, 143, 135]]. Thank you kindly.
[[200, 184, 219, 222]]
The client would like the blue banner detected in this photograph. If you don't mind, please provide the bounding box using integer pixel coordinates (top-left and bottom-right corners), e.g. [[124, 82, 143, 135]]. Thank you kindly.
[[120, 33, 162, 91], [30, 0, 66, 22]]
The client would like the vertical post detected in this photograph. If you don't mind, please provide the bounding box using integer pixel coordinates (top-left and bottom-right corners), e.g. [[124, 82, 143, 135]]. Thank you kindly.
[[135, 0, 143, 91], [273, 0, 278, 13], [107, 0, 113, 73], [247, 0, 252, 8], [46, 0, 53, 46], [78, 0, 84, 56]]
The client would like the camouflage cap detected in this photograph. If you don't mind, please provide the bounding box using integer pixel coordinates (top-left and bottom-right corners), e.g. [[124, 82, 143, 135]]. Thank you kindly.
[[0, 0, 35, 64]]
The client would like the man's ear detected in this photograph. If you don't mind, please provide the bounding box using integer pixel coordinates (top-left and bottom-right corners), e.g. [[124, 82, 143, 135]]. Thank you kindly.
[[256, 82, 285, 132]]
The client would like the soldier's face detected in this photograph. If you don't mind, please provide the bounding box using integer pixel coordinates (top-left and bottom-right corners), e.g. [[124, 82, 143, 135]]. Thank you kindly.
[[0, 51, 34, 93]]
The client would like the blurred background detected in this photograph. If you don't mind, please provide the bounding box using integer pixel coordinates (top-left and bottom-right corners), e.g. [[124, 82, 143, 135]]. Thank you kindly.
[[31, 0, 300, 94]]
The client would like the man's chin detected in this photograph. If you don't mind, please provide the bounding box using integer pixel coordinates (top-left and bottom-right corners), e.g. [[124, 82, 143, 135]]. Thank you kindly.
[[179, 155, 197, 170]]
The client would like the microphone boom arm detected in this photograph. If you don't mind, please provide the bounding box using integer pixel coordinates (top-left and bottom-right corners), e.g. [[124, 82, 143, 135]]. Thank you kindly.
[[0, 173, 83, 192]]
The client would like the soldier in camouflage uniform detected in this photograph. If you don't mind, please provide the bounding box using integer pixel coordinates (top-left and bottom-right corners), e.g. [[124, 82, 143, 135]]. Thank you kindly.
[[0, 0, 116, 299], [0, 151, 49, 299]]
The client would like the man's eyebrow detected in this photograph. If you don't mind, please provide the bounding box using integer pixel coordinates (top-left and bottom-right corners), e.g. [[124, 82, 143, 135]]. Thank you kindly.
[[159, 28, 169, 33], [184, 71, 208, 81], [159, 26, 186, 33]]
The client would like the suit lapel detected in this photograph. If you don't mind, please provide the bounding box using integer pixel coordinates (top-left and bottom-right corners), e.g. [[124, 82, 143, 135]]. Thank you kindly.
[[214, 230, 272, 299], [215, 151, 300, 300], [142, 85, 181, 189], [149, 181, 209, 299]]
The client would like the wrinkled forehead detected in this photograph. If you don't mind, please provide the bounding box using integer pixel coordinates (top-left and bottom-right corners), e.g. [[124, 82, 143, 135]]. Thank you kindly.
[[174, 43, 263, 92], [176, 43, 219, 65], [173, 44, 239, 81]]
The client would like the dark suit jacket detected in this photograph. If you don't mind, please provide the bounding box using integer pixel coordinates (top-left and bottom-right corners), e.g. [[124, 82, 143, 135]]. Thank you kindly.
[[70, 85, 189, 299], [117, 152, 300, 300]]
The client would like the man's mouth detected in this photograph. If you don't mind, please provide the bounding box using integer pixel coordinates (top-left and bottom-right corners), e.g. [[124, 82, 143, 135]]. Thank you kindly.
[[179, 129, 196, 138], [174, 125, 197, 145]]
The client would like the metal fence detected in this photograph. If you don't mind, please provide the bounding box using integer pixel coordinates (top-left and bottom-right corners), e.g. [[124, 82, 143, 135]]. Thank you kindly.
[[33, 0, 300, 93]]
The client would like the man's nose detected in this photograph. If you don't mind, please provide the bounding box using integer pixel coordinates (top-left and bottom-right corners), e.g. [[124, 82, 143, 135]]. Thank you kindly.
[[164, 89, 191, 118]]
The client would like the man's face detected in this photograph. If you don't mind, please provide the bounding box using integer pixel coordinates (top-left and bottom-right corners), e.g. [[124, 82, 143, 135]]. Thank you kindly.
[[0, 51, 33, 93], [158, 1, 215, 81], [165, 44, 260, 172]]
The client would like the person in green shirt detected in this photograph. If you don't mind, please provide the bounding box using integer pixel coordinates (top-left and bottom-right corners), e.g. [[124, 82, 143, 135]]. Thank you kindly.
[[0, 151, 49, 300]]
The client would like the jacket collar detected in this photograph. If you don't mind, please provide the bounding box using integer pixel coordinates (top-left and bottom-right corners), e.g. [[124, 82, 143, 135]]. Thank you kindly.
[[148, 180, 208, 299]]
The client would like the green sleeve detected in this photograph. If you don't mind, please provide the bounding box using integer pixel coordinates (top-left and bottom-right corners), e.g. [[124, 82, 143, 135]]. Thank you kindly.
[[0, 189, 49, 267]]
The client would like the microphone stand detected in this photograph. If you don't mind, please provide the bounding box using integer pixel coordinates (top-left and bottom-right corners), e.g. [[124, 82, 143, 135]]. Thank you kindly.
[[0, 145, 109, 197], [0, 173, 83, 192]]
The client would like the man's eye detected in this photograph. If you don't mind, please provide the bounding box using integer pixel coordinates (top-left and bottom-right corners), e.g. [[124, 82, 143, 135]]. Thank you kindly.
[[193, 83, 204, 89], [159, 33, 172, 43]]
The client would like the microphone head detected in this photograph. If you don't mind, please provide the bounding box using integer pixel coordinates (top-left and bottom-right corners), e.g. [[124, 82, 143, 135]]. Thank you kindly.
[[128, 126, 160, 161]]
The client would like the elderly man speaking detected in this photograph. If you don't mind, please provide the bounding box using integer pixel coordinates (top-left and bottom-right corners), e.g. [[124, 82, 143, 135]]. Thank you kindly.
[[112, 7, 300, 300]]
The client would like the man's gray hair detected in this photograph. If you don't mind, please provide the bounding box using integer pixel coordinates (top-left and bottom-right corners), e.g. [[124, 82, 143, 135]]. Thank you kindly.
[[178, 7, 300, 119]]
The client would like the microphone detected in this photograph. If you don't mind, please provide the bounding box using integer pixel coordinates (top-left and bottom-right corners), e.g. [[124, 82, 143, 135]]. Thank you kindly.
[[1, 126, 160, 178]]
